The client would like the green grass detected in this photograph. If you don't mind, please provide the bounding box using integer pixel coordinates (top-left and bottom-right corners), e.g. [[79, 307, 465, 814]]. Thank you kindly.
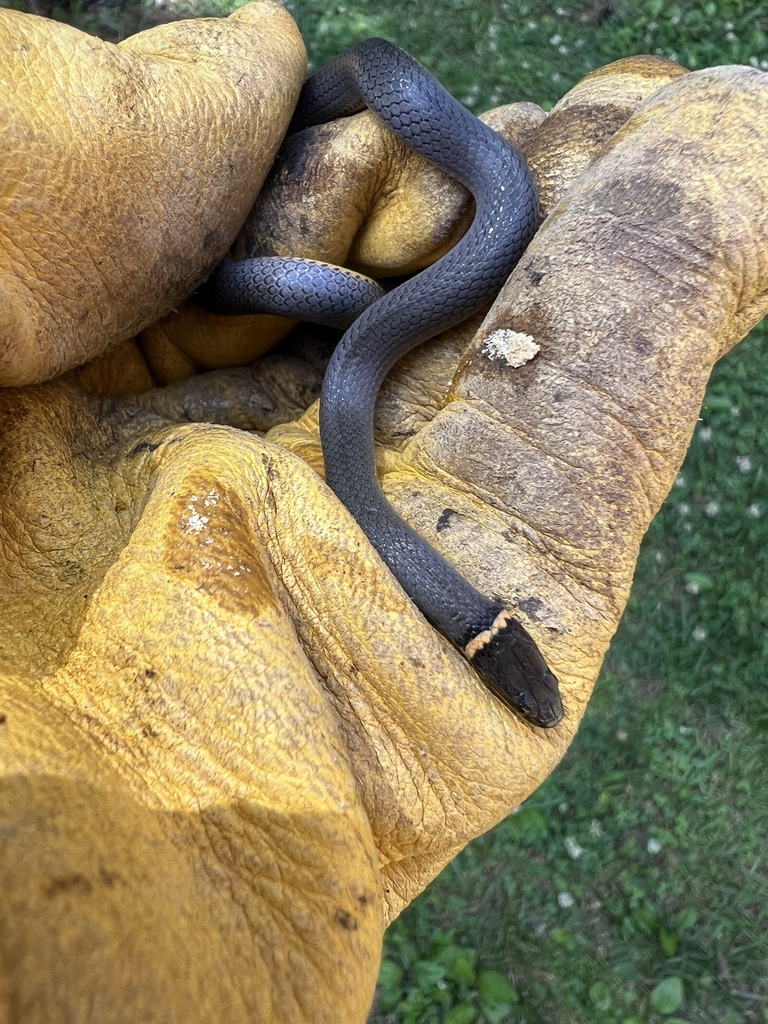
[[281, 0, 768, 111], [5, 0, 767, 1019]]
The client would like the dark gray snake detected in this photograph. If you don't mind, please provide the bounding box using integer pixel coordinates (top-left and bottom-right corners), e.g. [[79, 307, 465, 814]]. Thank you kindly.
[[205, 39, 563, 729]]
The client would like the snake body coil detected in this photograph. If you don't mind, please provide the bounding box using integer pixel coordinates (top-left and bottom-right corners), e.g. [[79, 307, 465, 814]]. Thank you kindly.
[[209, 39, 563, 728]]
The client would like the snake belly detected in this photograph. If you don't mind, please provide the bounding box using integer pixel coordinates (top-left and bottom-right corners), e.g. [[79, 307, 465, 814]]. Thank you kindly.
[[211, 39, 563, 729]]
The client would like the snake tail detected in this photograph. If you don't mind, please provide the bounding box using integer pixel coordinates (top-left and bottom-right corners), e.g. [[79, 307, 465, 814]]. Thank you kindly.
[[203, 256, 385, 329]]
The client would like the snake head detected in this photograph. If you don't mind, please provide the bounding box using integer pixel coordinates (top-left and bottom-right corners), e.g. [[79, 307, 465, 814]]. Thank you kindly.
[[465, 609, 564, 729]]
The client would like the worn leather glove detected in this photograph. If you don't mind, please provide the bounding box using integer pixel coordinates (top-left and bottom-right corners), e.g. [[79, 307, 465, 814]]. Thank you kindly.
[[1, 5, 767, 1020], [0, 0, 305, 385]]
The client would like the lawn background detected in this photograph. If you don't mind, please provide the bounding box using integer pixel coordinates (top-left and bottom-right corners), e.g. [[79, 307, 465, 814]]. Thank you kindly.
[[2, 0, 766, 1021]]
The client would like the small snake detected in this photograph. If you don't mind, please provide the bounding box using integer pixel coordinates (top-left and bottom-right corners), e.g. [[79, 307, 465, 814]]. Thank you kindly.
[[205, 39, 563, 729]]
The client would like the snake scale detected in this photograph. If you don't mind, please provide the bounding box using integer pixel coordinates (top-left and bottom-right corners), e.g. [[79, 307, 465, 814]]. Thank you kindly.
[[205, 39, 563, 728]]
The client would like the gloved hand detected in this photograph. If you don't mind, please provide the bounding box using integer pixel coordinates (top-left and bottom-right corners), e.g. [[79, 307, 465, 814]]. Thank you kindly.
[[1, 5, 767, 1020], [0, 0, 305, 385]]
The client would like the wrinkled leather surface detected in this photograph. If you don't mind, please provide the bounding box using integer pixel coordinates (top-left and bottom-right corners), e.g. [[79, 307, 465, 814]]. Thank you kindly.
[[0, 1, 305, 385]]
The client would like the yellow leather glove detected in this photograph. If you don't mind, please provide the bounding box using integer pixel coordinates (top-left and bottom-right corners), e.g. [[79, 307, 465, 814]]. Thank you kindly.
[[0, 0, 305, 385], [1, 5, 767, 1019]]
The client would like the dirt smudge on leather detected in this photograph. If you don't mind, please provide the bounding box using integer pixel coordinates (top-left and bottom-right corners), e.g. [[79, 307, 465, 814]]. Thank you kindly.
[[167, 473, 278, 618]]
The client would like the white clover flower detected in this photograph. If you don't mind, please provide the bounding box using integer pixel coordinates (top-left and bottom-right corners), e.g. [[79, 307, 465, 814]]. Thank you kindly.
[[724, 20, 734, 29], [574, 38, 585, 48], [617, 730, 628, 742], [674, 474, 686, 488], [692, 626, 708, 642], [705, 501, 720, 517], [747, 503, 761, 518], [726, 31, 737, 42], [558, 892, 575, 908], [749, 56, 759, 67], [558, 45, 569, 55], [686, 581, 700, 595], [590, 820, 604, 837], [551, 71, 562, 82], [736, 455, 752, 473], [565, 837, 584, 859], [647, 838, 662, 854], [559, 802, 569, 813], [699, 425, 713, 441], [678, 503, 691, 516], [549, 33, 562, 45], [731, 404, 741, 416]]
